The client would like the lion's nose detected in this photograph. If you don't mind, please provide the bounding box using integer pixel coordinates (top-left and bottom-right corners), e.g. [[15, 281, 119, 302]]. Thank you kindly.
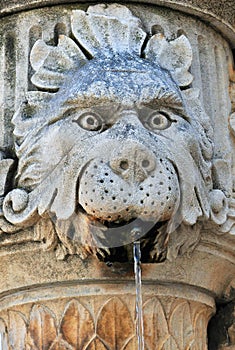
[[109, 146, 156, 183]]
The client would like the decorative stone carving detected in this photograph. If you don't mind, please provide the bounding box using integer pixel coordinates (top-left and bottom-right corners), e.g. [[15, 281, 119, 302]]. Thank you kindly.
[[0, 3, 234, 349], [0, 4, 233, 262], [0, 295, 213, 349], [1, 0, 235, 50]]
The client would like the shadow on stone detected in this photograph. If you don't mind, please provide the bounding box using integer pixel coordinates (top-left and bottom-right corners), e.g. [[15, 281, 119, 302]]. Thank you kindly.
[[208, 300, 235, 350]]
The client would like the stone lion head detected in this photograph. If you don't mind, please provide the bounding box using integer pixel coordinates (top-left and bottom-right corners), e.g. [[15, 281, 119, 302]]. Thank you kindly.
[[2, 4, 228, 260]]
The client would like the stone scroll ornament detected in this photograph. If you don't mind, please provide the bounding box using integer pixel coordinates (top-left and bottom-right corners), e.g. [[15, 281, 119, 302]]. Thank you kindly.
[[0, 4, 234, 261]]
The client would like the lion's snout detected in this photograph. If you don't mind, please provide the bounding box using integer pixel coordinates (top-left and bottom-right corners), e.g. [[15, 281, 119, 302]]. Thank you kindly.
[[109, 144, 156, 183], [78, 140, 180, 224]]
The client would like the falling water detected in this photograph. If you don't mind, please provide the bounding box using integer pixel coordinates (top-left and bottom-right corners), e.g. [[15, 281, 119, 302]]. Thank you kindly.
[[133, 239, 145, 350]]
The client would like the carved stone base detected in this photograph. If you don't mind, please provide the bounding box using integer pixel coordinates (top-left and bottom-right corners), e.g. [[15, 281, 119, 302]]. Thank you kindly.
[[0, 282, 214, 349], [0, 234, 234, 349]]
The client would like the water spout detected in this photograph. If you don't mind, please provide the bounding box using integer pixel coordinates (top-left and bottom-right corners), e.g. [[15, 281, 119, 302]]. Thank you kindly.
[[133, 232, 144, 350]]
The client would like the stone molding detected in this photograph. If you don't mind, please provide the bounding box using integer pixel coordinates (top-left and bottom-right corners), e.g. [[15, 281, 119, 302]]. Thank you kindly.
[[0, 0, 235, 47]]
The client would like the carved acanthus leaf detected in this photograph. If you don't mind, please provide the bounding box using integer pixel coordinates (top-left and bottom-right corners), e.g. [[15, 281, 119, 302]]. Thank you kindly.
[[1, 297, 215, 350], [8, 311, 27, 349], [49, 339, 73, 350], [166, 223, 201, 261], [85, 337, 108, 350], [71, 4, 146, 57], [162, 336, 180, 350], [2, 146, 80, 225], [143, 298, 170, 349], [54, 213, 104, 260], [193, 307, 212, 349], [169, 301, 195, 349], [60, 300, 95, 348], [30, 36, 87, 91], [27, 305, 57, 349], [0, 154, 15, 234], [34, 218, 58, 251], [96, 297, 134, 350], [0, 319, 8, 349], [145, 34, 193, 87], [122, 336, 137, 350]]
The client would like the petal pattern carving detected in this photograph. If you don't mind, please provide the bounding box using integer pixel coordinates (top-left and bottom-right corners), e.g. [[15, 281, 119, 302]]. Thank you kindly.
[[49, 338, 73, 350], [122, 336, 137, 350], [162, 336, 180, 350], [96, 297, 134, 350], [8, 311, 27, 350], [0, 297, 212, 350], [85, 337, 108, 350], [60, 300, 95, 349], [27, 305, 57, 349], [191, 307, 209, 350], [0, 318, 8, 350], [169, 301, 194, 350], [143, 298, 170, 350]]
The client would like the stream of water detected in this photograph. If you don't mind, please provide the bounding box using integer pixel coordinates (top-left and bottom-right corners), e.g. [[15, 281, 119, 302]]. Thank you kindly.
[[133, 240, 145, 350]]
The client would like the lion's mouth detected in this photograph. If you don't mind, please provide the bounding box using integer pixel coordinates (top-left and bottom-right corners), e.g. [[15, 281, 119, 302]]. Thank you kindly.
[[77, 206, 168, 262], [75, 154, 180, 260]]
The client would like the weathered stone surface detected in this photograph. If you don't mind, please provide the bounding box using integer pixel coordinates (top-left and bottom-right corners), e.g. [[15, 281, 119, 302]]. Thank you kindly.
[[0, 0, 235, 47], [0, 2, 234, 350], [0, 3, 233, 263], [0, 294, 214, 349], [0, 236, 234, 348]]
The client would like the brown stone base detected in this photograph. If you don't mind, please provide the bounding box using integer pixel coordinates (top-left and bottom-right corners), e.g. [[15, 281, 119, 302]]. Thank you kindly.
[[0, 282, 214, 349]]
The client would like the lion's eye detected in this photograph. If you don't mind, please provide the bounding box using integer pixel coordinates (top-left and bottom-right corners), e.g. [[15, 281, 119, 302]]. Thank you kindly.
[[145, 111, 172, 131], [73, 113, 103, 131]]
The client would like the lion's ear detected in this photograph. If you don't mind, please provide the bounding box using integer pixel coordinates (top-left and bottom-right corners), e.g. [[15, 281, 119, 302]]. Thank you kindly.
[[145, 34, 193, 87], [30, 36, 87, 91]]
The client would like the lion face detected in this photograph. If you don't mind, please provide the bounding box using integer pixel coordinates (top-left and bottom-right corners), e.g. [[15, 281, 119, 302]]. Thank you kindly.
[[7, 55, 213, 238], [13, 63, 210, 233], [72, 104, 181, 224], [4, 4, 229, 260]]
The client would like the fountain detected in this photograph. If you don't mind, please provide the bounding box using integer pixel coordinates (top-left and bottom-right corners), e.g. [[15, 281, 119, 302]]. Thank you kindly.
[[0, 1, 234, 349]]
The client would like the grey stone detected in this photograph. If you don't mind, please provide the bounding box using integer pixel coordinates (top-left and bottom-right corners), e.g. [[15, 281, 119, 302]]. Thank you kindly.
[[0, 4, 232, 260], [0, 3, 235, 350], [0, 0, 235, 47]]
